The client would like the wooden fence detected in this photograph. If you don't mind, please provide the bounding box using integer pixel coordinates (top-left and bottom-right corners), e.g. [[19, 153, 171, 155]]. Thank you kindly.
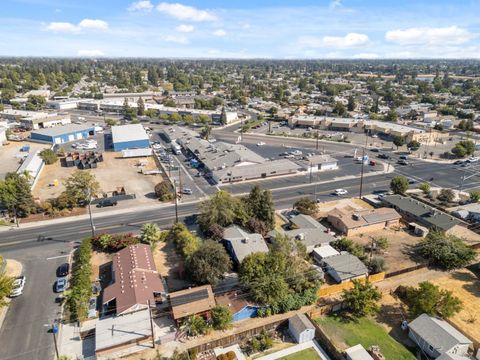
[[317, 272, 385, 297]]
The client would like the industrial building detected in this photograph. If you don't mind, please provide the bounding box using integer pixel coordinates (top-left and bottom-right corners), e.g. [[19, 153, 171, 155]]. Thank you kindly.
[[0, 109, 71, 130], [30, 124, 95, 144], [0, 127, 6, 145], [111, 124, 150, 152], [16, 150, 45, 188]]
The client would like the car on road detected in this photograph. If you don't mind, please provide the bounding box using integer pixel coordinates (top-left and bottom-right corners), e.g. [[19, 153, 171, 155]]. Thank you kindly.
[[453, 160, 464, 165], [56, 263, 70, 277], [369, 160, 377, 166], [182, 187, 193, 195], [399, 155, 409, 160], [257, 141, 266, 146], [466, 157, 479, 163], [96, 199, 118, 208], [291, 150, 303, 156], [10, 275, 26, 297], [378, 153, 390, 159], [370, 148, 379, 152], [408, 179, 417, 184], [334, 189, 348, 196], [55, 278, 68, 293], [397, 159, 409, 165]]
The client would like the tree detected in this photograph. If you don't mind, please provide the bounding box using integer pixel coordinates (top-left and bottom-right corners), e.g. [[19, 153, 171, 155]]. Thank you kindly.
[[419, 231, 476, 270], [39, 149, 58, 165], [181, 315, 208, 337], [64, 171, 100, 206], [167, 223, 200, 258], [0, 256, 14, 307], [154, 181, 175, 201], [293, 197, 317, 216], [392, 135, 405, 149], [452, 140, 475, 158], [407, 140, 421, 151], [186, 240, 232, 285], [208, 223, 225, 241], [105, 118, 118, 126], [341, 280, 382, 317], [211, 305, 233, 330], [244, 185, 275, 231], [469, 191, 480, 202], [390, 176, 409, 194], [331, 238, 366, 261], [246, 218, 268, 237], [0, 173, 36, 219], [137, 97, 145, 116], [437, 188, 455, 203], [385, 109, 398, 122], [200, 124, 212, 140], [140, 223, 164, 248], [333, 102, 347, 117], [198, 191, 248, 233], [347, 96, 356, 112], [419, 183, 431, 195], [406, 281, 462, 319], [220, 106, 227, 125]]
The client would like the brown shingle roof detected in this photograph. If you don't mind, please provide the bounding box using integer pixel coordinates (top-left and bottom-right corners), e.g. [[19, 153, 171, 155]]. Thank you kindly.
[[169, 285, 216, 320], [103, 244, 165, 315]]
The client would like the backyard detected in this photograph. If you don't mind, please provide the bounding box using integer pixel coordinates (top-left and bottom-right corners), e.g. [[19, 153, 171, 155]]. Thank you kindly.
[[315, 315, 416, 360], [279, 348, 322, 360]]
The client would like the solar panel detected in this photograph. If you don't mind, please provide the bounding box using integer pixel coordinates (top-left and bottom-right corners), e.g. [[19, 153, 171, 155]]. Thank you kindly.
[[170, 289, 209, 307]]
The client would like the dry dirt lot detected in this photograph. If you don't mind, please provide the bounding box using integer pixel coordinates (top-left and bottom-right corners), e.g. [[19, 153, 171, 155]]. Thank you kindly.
[[431, 268, 480, 344], [349, 226, 424, 273], [315, 198, 373, 218], [33, 152, 164, 203], [153, 240, 190, 292], [0, 141, 49, 179]]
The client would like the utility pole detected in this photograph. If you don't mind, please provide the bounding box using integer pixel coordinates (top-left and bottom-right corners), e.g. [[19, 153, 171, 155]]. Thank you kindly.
[[316, 128, 319, 150], [359, 133, 368, 199], [309, 162, 313, 184], [173, 181, 179, 223], [148, 300, 155, 349], [52, 321, 60, 359], [86, 188, 95, 238]]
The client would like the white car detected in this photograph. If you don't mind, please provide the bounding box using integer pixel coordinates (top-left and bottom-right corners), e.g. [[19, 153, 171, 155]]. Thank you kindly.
[[10, 275, 26, 297], [257, 142, 266, 146], [334, 189, 348, 196]]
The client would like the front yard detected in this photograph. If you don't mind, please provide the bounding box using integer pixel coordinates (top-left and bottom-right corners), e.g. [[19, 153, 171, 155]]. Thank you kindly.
[[315, 315, 416, 360]]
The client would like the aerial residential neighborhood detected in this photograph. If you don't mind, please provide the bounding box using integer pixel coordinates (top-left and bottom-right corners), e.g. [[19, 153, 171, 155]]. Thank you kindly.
[[1, 1, 480, 360]]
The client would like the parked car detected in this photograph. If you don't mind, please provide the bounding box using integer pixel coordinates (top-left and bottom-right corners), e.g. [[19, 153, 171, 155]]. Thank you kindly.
[[55, 278, 68, 293], [56, 263, 70, 277], [257, 142, 266, 146], [408, 178, 417, 184], [369, 160, 377, 166], [334, 189, 348, 196], [370, 148, 379, 152], [96, 199, 118, 208], [397, 159, 409, 165], [399, 155, 409, 160], [453, 160, 464, 165], [378, 153, 390, 159], [10, 275, 26, 297], [182, 187, 193, 195]]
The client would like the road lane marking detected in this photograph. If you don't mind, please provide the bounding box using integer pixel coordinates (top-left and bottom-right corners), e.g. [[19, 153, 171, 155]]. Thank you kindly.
[[46, 255, 69, 260]]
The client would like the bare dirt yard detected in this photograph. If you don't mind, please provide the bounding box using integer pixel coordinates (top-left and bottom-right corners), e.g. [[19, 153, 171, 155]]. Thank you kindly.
[[0, 141, 49, 179], [33, 152, 164, 203], [153, 240, 190, 292], [349, 226, 424, 273], [430, 268, 480, 344], [315, 198, 373, 218]]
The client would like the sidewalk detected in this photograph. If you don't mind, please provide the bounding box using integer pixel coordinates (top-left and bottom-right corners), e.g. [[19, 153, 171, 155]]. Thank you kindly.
[[0, 259, 23, 330]]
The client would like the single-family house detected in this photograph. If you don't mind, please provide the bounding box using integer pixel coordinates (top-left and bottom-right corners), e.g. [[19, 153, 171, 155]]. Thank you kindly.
[[408, 314, 473, 359], [169, 285, 216, 324], [323, 253, 368, 283], [215, 291, 260, 322], [288, 314, 316, 344], [222, 225, 269, 265]]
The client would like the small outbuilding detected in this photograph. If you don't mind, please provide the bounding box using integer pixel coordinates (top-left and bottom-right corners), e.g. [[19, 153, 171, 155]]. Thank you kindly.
[[323, 253, 368, 283], [344, 344, 374, 360], [288, 314, 315, 344], [30, 124, 95, 144], [111, 124, 150, 151]]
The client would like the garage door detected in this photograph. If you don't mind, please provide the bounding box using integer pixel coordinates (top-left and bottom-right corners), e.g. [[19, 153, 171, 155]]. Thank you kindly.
[[68, 134, 75, 142], [54, 137, 62, 144], [76, 133, 83, 140]]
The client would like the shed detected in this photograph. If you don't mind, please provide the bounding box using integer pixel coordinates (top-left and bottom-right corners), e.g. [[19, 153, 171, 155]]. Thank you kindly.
[[312, 245, 340, 263], [111, 124, 150, 151], [288, 314, 315, 344], [30, 124, 95, 144], [345, 344, 374, 360]]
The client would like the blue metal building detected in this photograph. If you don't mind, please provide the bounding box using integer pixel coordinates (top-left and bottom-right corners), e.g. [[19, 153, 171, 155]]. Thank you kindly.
[[111, 124, 150, 151], [30, 124, 95, 144]]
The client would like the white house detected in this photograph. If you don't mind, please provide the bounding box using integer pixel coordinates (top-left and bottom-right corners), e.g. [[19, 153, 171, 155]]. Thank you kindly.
[[288, 314, 315, 344]]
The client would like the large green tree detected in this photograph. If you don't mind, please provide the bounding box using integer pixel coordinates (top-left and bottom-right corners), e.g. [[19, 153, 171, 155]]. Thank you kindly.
[[211, 305, 233, 330], [63, 171, 100, 206], [186, 240, 232, 285], [198, 191, 248, 233], [167, 223, 200, 258], [140, 223, 164, 248], [0, 173, 36, 219], [244, 185, 275, 231], [0, 256, 14, 307], [341, 280, 382, 317], [293, 197, 317, 216], [390, 176, 409, 194], [406, 281, 462, 319]]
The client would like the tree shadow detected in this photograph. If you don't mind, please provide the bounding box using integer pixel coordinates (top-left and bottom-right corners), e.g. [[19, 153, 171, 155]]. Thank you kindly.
[[450, 269, 480, 297]]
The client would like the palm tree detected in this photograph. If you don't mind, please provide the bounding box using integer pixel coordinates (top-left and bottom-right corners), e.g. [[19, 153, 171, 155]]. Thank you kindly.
[[201, 125, 212, 140], [180, 315, 207, 337]]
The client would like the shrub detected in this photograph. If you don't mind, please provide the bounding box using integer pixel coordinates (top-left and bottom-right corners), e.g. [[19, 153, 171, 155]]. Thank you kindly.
[[369, 256, 386, 274], [92, 232, 139, 252], [419, 183, 431, 195], [154, 181, 175, 201], [390, 176, 409, 194], [470, 191, 480, 203], [39, 149, 58, 164], [437, 189, 455, 203], [293, 197, 317, 215]]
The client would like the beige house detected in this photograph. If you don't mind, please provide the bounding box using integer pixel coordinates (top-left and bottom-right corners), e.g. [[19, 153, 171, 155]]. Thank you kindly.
[[327, 207, 401, 236]]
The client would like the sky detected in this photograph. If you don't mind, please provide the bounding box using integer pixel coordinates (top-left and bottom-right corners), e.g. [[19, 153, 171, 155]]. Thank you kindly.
[[1, 0, 480, 59]]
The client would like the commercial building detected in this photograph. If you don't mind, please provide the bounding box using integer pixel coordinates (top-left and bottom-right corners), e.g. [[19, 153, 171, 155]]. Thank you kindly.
[[0, 109, 49, 122], [327, 207, 401, 236], [169, 285, 216, 324], [408, 314, 473, 359], [222, 225, 269, 265], [288, 314, 316, 344], [30, 124, 95, 144], [323, 253, 368, 283], [20, 114, 71, 130], [102, 244, 166, 316], [46, 98, 81, 110], [111, 124, 150, 152], [305, 155, 338, 173], [16, 150, 45, 188]]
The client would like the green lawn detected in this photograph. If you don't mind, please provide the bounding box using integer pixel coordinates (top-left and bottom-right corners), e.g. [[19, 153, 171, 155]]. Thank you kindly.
[[315, 315, 416, 360], [279, 347, 322, 360]]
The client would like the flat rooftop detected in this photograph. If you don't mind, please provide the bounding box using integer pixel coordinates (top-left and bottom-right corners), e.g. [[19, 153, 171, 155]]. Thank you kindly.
[[111, 124, 149, 143], [31, 123, 94, 136]]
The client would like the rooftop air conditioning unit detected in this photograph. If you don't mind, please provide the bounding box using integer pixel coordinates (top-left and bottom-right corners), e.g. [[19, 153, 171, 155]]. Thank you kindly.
[[352, 213, 360, 220]]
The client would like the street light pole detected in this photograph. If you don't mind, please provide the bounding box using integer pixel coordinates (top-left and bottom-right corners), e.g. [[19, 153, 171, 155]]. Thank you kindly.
[[359, 132, 368, 199], [86, 189, 95, 238], [173, 180, 179, 223]]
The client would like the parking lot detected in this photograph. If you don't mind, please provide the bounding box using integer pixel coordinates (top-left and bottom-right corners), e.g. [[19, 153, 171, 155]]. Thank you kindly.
[[0, 141, 50, 179]]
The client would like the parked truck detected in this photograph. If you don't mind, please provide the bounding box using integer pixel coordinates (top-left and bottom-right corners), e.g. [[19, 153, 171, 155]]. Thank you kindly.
[[171, 141, 182, 155]]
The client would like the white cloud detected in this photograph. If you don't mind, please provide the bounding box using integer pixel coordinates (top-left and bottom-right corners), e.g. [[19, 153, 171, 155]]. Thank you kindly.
[[352, 53, 379, 59], [299, 33, 369, 48], [157, 2, 217, 22], [212, 29, 226, 37], [329, 0, 342, 9], [175, 24, 194, 33], [385, 26, 474, 45], [77, 49, 104, 57], [78, 19, 109, 31], [46, 19, 108, 34], [160, 34, 189, 44], [46, 22, 80, 34], [128, 1, 154, 12]]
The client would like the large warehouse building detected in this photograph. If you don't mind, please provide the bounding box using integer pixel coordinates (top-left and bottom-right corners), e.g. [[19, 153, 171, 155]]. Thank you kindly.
[[111, 124, 150, 151], [30, 124, 95, 144]]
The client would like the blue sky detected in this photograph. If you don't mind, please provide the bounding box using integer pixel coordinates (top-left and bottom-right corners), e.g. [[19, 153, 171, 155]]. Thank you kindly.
[[1, 0, 480, 58]]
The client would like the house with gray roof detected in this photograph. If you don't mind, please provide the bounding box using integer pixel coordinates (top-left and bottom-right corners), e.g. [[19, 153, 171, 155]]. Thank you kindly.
[[268, 214, 336, 253], [222, 225, 269, 265], [408, 314, 473, 359], [382, 195, 464, 232], [323, 253, 368, 283]]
